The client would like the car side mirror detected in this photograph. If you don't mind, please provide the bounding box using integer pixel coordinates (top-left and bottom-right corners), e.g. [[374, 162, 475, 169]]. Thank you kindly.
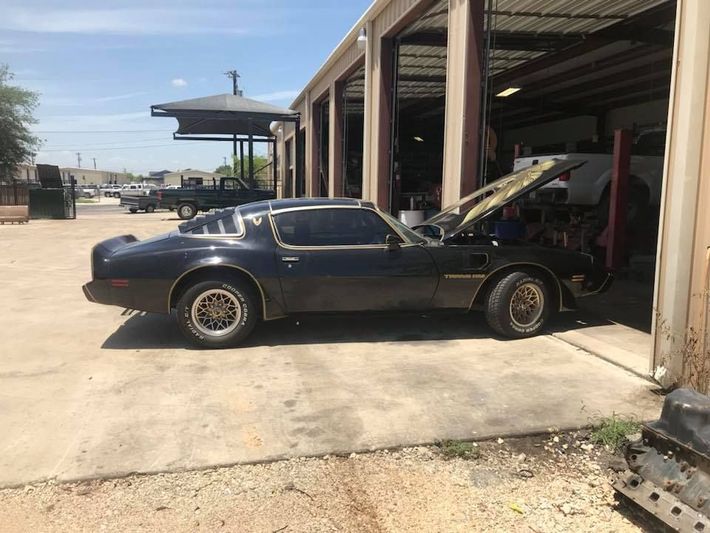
[[385, 234, 401, 251]]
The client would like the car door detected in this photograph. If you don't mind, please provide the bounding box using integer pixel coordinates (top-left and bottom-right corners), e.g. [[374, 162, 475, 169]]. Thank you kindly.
[[272, 207, 438, 313]]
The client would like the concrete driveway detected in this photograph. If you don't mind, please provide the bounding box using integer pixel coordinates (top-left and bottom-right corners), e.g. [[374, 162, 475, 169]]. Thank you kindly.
[[0, 207, 661, 487]]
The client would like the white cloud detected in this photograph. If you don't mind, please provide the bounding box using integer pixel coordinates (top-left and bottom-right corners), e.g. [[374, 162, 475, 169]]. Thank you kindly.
[[251, 90, 300, 102], [34, 111, 152, 131], [171, 78, 188, 88], [1, 7, 261, 36], [42, 91, 150, 107]]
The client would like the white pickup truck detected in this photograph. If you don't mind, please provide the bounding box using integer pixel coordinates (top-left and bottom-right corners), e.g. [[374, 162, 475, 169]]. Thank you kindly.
[[513, 129, 665, 216]]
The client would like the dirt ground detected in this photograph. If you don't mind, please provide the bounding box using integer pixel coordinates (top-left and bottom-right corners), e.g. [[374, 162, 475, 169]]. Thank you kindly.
[[0, 432, 650, 533]]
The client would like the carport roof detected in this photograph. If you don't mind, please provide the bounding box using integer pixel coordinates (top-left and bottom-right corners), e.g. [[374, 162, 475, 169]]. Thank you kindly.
[[151, 93, 299, 138]]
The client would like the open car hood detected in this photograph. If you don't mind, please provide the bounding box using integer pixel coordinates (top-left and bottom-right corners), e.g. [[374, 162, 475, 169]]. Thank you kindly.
[[421, 158, 586, 240]]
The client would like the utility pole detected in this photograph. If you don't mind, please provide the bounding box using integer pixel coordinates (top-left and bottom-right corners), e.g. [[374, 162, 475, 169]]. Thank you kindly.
[[224, 70, 242, 97], [76, 152, 82, 168], [225, 70, 243, 177], [223, 156, 228, 167], [92, 157, 97, 170]]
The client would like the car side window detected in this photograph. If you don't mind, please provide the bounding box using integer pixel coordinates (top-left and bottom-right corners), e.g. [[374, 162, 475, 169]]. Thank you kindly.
[[274, 208, 394, 247]]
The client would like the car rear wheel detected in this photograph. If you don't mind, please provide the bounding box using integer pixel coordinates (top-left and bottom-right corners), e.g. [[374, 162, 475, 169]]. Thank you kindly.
[[177, 203, 197, 220], [145, 204, 156, 213], [176, 280, 258, 348], [485, 271, 551, 338], [128, 208, 138, 213]]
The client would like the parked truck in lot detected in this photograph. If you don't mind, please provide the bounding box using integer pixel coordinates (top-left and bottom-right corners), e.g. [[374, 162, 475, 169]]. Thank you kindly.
[[120, 190, 161, 213], [157, 177, 276, 219], [513, 129, 666, 220]]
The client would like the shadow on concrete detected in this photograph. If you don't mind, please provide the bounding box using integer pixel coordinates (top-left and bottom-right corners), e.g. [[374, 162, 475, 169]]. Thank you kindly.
[[100, 308, 613, 350], [573, 278, 653, 333]]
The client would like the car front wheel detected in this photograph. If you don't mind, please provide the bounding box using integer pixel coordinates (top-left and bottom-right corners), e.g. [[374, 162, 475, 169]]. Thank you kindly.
[[176, 280, 258, 348], [145, 204, 156, 213], [485, 271, 551, 338], [177, 203, 197, 220]]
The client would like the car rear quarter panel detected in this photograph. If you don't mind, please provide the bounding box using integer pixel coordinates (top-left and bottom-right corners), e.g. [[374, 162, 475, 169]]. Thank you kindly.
[[102, 213, 286, 317]]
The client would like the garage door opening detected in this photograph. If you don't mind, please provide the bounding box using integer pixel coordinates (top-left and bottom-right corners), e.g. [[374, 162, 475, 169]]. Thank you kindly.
[[391, 1, 449, 218], [478, 1, 676, 359], [343, 66, 365, 198]]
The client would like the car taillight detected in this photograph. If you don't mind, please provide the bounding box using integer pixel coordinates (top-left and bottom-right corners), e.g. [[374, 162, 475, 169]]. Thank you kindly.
[[558, 172, 571, 182]]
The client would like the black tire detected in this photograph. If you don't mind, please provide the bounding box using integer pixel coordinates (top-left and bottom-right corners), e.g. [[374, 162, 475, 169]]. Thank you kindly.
[[128, 208, 138, 213], [485, 271, 551, 338], [145, 204, 156, 213], [176, 279, 258, 348], [177, 203, 197, 220]]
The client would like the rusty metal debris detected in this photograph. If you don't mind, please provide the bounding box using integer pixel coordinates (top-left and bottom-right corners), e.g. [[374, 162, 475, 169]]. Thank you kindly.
[[614, 388, 710, 532]]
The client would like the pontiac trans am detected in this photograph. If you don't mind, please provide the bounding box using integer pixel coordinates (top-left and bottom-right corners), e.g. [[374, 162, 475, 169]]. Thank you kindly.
[[83, 159, 612, 348]]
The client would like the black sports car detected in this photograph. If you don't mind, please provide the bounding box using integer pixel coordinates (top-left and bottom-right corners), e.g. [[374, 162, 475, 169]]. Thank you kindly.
[[83, 159, 612, 348]]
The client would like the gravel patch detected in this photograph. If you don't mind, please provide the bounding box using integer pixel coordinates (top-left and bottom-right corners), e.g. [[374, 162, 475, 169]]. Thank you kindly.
[[0, 432, 646, 532]]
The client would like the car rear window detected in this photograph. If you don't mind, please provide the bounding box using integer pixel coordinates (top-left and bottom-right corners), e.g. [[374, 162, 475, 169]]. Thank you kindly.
[[179, 208, 244, 237]]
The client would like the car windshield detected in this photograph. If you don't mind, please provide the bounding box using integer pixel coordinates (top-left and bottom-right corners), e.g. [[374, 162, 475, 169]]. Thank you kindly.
[[378, 210, 428, 244]]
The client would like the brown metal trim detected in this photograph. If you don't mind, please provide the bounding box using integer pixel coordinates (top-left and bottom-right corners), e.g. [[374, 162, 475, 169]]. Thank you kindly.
[[380, 0, 441, 38]]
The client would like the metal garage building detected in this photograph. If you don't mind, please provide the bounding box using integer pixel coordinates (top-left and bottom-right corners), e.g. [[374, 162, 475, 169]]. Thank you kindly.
[[273, 0, 709, 392]]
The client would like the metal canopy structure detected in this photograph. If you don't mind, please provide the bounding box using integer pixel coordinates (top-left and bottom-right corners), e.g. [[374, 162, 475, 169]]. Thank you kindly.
[[151, 93, 301, 190], [392, 0, 675, 129]]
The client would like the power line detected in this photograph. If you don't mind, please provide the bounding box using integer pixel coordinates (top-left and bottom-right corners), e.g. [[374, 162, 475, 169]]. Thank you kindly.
[[33, 129, 174, 134], [43, 137, 170, 148], [40, 142, 204, 152]]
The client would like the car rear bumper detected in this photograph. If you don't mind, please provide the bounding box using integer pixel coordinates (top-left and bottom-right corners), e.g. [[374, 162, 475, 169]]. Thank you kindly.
[[83, 279, 112, 305], [83, 278, 172, 313]]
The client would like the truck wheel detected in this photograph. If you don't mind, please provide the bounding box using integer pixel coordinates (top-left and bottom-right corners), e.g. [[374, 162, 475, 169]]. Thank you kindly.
[[145, 204, 156, 213], [485, 271, 551, 338], [177, 203, 197, 220], [597, 182, 649, 224], [176, 279, 258, 348], [129, 208, 138, 213]]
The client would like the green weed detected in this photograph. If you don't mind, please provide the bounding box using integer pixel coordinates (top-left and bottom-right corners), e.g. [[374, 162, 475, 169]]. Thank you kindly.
[[438, 440, 481, 460], [590, 414, 640, 451]]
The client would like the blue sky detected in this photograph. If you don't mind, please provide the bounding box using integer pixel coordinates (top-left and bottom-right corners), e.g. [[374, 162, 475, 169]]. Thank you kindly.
[[3, 0, 371, 174]]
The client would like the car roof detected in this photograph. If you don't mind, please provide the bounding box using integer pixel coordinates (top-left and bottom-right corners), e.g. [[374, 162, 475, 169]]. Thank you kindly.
[[179, 198, 377, 233], [239, 197, 373, 217]]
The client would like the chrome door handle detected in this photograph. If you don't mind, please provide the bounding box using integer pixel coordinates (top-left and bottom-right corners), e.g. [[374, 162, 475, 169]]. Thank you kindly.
[[281, 256, 300, 263]]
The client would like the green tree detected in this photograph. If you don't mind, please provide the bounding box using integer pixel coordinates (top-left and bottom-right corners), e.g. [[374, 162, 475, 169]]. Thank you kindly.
[[215, 164, 232, 175], [0, 64, 40, 179]]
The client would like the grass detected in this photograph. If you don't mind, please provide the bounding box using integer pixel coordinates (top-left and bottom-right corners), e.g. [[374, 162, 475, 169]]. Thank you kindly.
[[437, 440, 481, 460], [590, 413, 640, 451]]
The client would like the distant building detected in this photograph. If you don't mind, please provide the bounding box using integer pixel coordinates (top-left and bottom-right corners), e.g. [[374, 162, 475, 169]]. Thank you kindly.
[[11, 164, 129, 185], [12, 164, 38, 183], [148, 169, 172, 180], [59, 167, 130, 186], [162, 169, 224, 188]]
